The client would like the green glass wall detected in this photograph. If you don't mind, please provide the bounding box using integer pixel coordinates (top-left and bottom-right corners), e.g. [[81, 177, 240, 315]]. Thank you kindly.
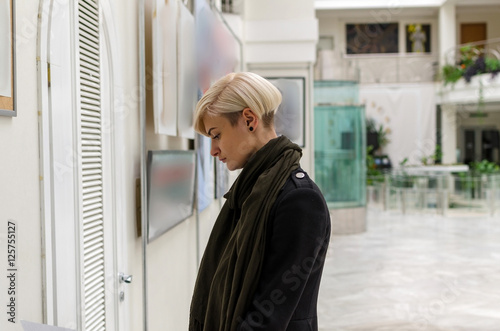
[[314, 81, 366, 209]]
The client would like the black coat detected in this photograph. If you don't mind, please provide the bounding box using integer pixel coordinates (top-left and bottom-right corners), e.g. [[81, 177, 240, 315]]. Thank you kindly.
[[237, 168, 331, 331]]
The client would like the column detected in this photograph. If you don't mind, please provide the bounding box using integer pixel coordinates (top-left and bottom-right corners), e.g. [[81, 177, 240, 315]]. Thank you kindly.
[[439, 1, 457, 67], [441, 104, 457, 164]]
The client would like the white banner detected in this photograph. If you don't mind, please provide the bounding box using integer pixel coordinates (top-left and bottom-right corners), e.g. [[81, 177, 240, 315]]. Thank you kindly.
[[360, 83, 436, 166]]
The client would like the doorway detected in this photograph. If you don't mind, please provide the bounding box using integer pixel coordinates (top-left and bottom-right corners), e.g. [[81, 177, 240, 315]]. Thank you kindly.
[[462, 127, 500, 164]]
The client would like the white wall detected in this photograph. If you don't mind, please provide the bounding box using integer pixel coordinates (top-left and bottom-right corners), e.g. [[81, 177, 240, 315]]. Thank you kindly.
[[143, 0, 219, 330], [244, 0, 314, 20], [244, 0, 318, 175], [0, 1, 43, 330], [316, 9, 439, 83], [456, 6, 500, 42]]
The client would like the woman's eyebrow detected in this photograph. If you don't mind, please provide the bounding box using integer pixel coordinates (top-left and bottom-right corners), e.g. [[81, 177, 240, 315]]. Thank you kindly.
[[207, 127, 216, 136]]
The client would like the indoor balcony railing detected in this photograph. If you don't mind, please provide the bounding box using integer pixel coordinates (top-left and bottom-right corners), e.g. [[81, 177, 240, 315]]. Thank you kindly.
[[441, 38, 500, 85], [342, 52, 439, 84], [367, 172, 500, 217]]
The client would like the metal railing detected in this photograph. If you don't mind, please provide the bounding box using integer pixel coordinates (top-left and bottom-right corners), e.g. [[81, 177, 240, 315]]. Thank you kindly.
[[367, 172, 500, 216], [443, 38, 500, 66]]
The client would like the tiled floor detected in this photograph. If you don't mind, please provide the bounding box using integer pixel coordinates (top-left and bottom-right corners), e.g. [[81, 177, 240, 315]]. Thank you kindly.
[[318, 210, 500, 331]]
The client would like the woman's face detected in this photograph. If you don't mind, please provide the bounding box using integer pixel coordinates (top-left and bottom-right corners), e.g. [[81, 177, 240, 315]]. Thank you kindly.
[[203, 113, 256, 171]]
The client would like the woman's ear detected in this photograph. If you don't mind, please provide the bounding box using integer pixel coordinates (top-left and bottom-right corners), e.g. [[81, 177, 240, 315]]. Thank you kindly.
[[242, 108, 258, 128]]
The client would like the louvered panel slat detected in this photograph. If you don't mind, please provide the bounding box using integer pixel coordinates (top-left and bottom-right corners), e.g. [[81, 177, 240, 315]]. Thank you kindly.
[[83, 221, 103, 234], [81, 60, 100, 74], [82, 126, 101, 134], [84, 287, 105, 307], [82, 164, 102, 171], [82, 150, 102, 158], [84, 268, 104, 288], [78, 15, 99, 36], [81, 82, 100, 95], [80, 33, 100, 52], [83, 191, 103, 201], [80, 46, 100, 65], [79, 0, 98, 12], [80, 73, 100, 85], [82, 134, 101, 141], [79, 6, 99, 25], [84, 279, 104, 299], [83, 186, 102, 195], [82, 111, 101, 120], [81, 92, 101, 103], [85, 290, 105, 311], [83, 189, 102, 200], [81, 79, 100, 91], [82, 199, 102, 209], [81, 123, 102, 131], [82, 178, 102, 186], [79, 50, 100, 67], [81, 97, 101, 108], [85, 319, 105, 331], [80, 67, 101, 80], [84, 251, 104, 269], [82, 168, 102, 176], [82, 175, 102, 184], [79, 11, 99, 31], [84, 231, 104, 246], [83, 208, 102, 223], [84, 249, 104, 267], [83, 222, 103, 235], [85, 310, 105, 329], [82, 105, 101, 114]]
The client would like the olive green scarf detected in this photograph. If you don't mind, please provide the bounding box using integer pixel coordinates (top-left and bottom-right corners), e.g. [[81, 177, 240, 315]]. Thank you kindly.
[[189, 136, 302, 331]]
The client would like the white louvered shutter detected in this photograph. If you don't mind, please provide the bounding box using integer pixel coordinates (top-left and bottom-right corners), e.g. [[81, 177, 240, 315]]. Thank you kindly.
[[77, 1, 106, 330]]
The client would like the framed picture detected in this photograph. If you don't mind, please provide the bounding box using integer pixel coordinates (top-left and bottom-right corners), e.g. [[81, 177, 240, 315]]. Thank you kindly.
[[406, 24, 431, 53], [266, 77, 306, 147], [346, 23, 399, 55], [196, 134, 214, 212], [0, 0, 16, 116], [147, 150, 196, 242]]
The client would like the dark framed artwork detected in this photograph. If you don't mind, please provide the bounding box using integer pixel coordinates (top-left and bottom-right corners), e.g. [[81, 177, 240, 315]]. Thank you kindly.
[[266, 77, 306, 147], [0, 0, 16, 116], [406, 24, 431, 53], [346, 23, 399, 55], [147, 150, 196, 242]]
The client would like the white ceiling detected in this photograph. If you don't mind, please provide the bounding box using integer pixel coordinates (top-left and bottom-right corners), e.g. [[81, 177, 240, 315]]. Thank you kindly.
[[315, 0, 500, 10]]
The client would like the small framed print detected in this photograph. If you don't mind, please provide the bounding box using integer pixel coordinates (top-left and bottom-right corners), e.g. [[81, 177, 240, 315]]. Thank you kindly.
[[406, 24, 431, 53], [266, 77, 306, 147]]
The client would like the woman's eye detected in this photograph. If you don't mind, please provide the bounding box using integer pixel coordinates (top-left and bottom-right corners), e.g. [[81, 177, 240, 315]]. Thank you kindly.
[[213, 134, 220, 140]]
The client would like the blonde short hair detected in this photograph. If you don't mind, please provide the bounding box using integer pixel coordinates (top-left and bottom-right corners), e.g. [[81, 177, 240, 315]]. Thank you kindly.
[[193, 72, 282, 135]]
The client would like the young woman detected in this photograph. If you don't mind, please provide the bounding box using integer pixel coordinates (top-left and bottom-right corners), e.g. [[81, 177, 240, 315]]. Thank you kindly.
[[189, 72, 331, 331]]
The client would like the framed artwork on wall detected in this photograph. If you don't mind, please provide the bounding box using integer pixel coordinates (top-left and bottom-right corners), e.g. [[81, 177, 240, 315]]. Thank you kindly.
[[346, 23, 399, 55], [266, 77, 306, 147], [0, 0, 16, 116], [147, 150, 196, 242], [406, 24, 431, 53]]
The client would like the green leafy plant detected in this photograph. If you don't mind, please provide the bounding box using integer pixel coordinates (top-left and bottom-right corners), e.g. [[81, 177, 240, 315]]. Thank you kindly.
[[469, 160, 500, 174], [366, 146, 384, 185], [441, 45, 500, 85], [442, 64, 463, 85], [420, 145, 442, 165], [377, 124, 390, 150]]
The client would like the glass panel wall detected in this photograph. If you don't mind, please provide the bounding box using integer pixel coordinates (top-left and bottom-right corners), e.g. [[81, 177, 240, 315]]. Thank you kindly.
[[314, 81, 366, 209]]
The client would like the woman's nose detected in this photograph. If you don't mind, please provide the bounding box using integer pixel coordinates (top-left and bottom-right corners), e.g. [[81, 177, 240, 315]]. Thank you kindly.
[[210, 141, 220, 157]]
